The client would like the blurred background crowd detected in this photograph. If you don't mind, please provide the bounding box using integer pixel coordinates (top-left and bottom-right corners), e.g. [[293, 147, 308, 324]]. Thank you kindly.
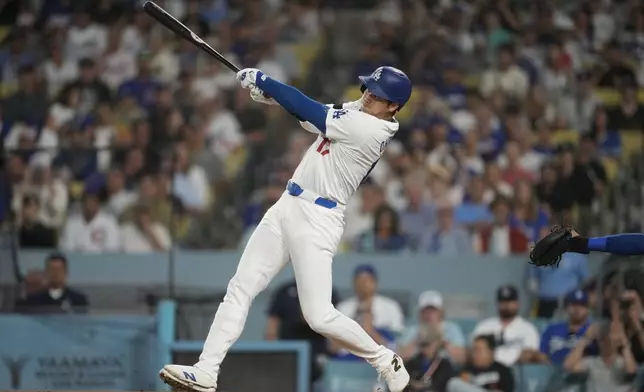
[[3, 0, 644, 391], [2, 0, 644, 254]]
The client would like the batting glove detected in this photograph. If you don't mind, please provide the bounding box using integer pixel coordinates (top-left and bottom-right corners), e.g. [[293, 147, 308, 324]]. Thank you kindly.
[[236, 68, 264, 89], [250, 86, 277, 105]]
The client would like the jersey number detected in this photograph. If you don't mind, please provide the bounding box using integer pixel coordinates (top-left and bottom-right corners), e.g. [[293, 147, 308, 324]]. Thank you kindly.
[[317, 137, 331, 156]]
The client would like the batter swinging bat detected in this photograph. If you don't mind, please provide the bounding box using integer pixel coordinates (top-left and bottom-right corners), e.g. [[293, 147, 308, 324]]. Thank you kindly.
[[142, 1, 241, 73]]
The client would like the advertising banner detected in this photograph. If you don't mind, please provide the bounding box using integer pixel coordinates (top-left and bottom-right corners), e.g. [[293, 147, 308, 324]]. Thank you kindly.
[[0, 315, 157, 390]]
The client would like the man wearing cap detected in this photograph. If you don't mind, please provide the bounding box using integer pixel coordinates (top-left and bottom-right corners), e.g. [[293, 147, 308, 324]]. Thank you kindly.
[[331, 265, 404, 358], [472, 285, 543, 366], [540, 289, 598, 365], [406, 324, 456, 392], [398, 290, 466, 364]]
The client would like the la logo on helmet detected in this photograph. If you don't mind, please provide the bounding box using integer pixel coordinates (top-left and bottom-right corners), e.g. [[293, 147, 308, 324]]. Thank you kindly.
[[373, 68, 383, 81]]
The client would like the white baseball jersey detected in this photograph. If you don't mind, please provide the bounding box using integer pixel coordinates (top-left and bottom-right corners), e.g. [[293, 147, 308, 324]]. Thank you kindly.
[[294, 100, 399, 205]]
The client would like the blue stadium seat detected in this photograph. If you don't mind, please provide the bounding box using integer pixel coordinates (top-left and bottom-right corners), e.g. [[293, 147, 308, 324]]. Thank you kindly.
[[323, 359, 377, 392]]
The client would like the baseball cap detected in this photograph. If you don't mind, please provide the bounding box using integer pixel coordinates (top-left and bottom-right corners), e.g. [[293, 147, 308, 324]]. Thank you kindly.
[[354, 264, 377, 280], [418, 290, 444, 310], [565, 289, 589, 306], [496, 285, 519, 302]]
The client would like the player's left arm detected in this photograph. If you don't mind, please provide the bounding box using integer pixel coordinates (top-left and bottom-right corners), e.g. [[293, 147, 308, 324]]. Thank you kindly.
[[569, 233, 644, 255], [243, 70, 328, 131]]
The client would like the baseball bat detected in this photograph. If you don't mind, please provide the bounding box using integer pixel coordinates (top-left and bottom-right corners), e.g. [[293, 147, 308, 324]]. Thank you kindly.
[[142, 1, 303, 120], [142, 1, 241, 73]]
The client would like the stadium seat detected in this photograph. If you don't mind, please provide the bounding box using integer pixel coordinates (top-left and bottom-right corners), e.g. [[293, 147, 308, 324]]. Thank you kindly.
[[323, 359, 376, 392], [594, 88, 644, 106], [601, 156, 619, 181], [464, 75, 481, 90], [552, 130, 580, 146], [454, 318, 479, 340], [594, 88, 621, 106], [291, 37, 324, 82], [620, 130, 643, 159]]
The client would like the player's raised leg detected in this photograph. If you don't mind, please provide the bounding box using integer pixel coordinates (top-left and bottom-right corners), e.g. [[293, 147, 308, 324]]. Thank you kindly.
[[160, 206, 289, 392], [284, 199, 410, 392]]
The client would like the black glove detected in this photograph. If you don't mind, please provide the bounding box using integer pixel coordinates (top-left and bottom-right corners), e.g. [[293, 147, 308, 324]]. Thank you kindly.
[[529, 226, 573, 268]]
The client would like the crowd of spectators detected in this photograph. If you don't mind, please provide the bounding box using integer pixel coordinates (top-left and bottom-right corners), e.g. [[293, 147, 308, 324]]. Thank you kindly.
[[1, 0, 643, 254], [265, 263, 644, 392]]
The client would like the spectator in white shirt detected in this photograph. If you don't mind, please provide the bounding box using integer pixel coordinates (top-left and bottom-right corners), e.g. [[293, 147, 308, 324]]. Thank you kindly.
[[33, 87, 82, 166], [171, 143, 210, 212], [472, 285, 546, 366], [103, 167, 136, 217], [149, 32, 180, 85], [65, 9, 107, 62], [331, 265, 405, 357], [119, 204, 171, 253], [120, 10, 149, 56], [201, 95, 244, 163], [60, 192, 120, 252], [100, 28, 137, 90], [11, 164, 68, 229], [480, 43, 529, 100], [41, 45, 79, 99]]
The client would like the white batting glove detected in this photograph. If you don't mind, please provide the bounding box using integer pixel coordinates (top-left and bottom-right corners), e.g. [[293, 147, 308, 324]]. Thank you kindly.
[[250, 86, 277, 105], [236, 68, 264, 89]]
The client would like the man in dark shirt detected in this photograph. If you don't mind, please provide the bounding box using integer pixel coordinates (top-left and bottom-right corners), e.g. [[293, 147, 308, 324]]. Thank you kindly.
[[18, 194, 56, 248], [3, 64, 48, 125], [62, 58, 111, 116], [17, 253, 88, 314], [571, 136, 607, 233], [453, 335, 514, 392], [265, 280, 340, 384], [406, 324, 455, 392], [598, 42, 637, 88], [607, 85, 644, 130]]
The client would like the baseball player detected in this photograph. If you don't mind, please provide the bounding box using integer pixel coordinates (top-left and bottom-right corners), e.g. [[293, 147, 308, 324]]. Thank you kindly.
[[530, 227, 644, 268], [159, 66, 412, 392]]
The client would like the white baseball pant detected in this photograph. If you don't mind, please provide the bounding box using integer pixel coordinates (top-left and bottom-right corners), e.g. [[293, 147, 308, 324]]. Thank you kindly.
[[194, 193, 389, 380]]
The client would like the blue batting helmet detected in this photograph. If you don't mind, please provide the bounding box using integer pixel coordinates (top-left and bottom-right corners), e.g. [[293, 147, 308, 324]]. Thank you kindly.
[[359, 66, 412, 109]]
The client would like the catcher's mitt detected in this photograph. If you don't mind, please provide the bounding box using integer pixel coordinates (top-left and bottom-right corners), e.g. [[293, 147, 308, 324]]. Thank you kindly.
[[529, 226, 573, 267]]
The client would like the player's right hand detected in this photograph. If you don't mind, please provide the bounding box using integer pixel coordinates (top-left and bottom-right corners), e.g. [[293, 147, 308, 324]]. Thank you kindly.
[[250, 86, 277, 105], [236, 68, 263, 89]]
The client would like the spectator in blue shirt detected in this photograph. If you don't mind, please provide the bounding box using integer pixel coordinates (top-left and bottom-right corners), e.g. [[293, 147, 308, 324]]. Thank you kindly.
[[511, 179, 550, 242], [420, 206, 472, 255], [527, 252, 591, 318], [355, 205, 407, 252], [117, 53, 161, 112], [589, 107, 621, 158], [438, 62, 467, 111], [399, 179, 435, 251], [540, 289, 598, 365], [455, 176, 493, 229]]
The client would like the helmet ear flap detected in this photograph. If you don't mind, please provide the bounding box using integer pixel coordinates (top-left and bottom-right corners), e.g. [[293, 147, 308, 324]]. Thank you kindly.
[[360, 84, 367, 93]]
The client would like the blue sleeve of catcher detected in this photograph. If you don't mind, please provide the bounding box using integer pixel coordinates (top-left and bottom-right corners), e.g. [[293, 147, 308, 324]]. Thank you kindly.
[[588, 233, 644, 255], [256, 73, 328, 132]]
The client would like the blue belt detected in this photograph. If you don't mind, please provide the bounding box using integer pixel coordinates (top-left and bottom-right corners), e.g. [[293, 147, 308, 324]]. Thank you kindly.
[[286, 181, 338, 209]]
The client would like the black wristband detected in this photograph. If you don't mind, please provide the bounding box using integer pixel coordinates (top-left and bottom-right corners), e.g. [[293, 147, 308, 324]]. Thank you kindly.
[[568, 236, 590, 254]]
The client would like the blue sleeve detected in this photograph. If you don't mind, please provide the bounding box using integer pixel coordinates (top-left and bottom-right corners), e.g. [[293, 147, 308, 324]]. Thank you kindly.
[[588, 233, 644, 255], [256, 73, 329, 132], [540, 327, 551, 354]]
